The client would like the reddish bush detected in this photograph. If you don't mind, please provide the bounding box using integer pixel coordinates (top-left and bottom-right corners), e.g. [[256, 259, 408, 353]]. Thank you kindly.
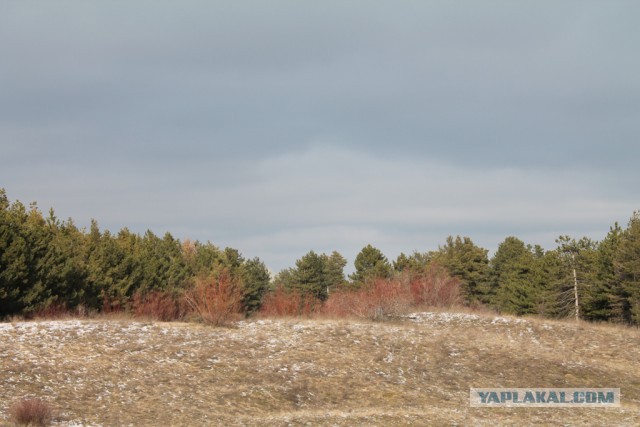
[[259, 267, 462, 321], [324, 278, 413, 320], [9, 398, 53, 427], [184, 269, 245, 326], [31, 301, 71, 320], [132, 290, 188, 321], [408, 265, 461, 307], [258, 286, 320, 317], [101, 295, 124, 315]]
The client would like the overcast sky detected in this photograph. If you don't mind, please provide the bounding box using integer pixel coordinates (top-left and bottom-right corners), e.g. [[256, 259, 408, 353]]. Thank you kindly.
[[1, 1, 638, 273]]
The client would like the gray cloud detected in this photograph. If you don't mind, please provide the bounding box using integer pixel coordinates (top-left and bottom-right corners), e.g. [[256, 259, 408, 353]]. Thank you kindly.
[[1, 1, 638, 271]]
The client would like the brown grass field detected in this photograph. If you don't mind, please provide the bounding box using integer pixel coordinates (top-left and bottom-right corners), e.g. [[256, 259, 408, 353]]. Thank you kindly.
[[1, 311, 639, 426]]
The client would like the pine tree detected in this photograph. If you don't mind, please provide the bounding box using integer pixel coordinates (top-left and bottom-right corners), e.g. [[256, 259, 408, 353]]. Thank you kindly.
[[349, 244, 392, 287], [614, 212, 640, 324], [490, 237, 540, 315], [0, 190, 31, 316], [430, 236, 490, 305], [45, 215, 90, 310], [584, 224, 624, 322], [323, 251, 347, 290], [292, 250, 329, 300], [393, 251, 431, 274], [241, 257, 271, 314], [544, 236, 598, 321]]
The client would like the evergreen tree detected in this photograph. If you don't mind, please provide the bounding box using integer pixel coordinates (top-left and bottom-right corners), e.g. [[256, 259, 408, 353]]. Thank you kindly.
[[188, 241, 223, 278], [393, 251, 431, 274], [393, 252, 412, 273], [583, 224, 624, 322], [349, 244, 392, 286], [430, 236, 490, 305], [241, 257, 271, 314], [291, 250, 329, 300], [490, 237, 541, 315], [614, 212, 640, 324], [323, 251, 347, 290], [0, 191, 31, 316], [44, 215, 90, 309], [84, 225, 145, 309], [536, 249, 562, 318], [220, 247, 244, 279], [273, 267, 295, 290], [550, 236, 598, 321]]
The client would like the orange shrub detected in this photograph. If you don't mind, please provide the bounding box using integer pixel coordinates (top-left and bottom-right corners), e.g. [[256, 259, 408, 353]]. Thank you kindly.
[[323, 278, 413, 320], [258, 286, 319, 317], [184, 269, 244, 326], [31, 301, 71, 320], [132, 290, 188, 321], [9, 398, 53, 427], [408, 265, 461, 307], [101, 295, 124, 315]]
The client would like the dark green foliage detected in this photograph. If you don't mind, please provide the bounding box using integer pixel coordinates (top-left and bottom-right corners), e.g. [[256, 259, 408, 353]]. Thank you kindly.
[[85, 225, 142, 310], [0, 192, 93, 315], [137, 231, 190, 293], [241, 257, 271, 314], [291, 251, 330, 300], [323, 251, 347, 290], [546, 236, 598, 320], [349, 244, 392, 286], [615, 212, 640, 323], [273, 267, 295, 290], [276, 250, 347, 300], [429, 236, 490, 305], [182, 239, 225, 280], [0, 193, 32, 315], [592, 223, 627, 322], [489, 237, 542, 316], [393, 251, 430, 273], [0, 189, 271, 318]]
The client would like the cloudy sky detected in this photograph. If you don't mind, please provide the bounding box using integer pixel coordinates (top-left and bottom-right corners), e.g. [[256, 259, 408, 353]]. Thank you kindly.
[[1, 1, 638, 273]]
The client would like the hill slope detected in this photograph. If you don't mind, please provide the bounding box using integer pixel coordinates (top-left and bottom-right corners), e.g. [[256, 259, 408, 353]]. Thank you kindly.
[[1, 312, 639, 426]]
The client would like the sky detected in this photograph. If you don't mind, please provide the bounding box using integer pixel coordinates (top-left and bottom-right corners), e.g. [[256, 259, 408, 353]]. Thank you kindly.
[[1, 1, 639, 274]]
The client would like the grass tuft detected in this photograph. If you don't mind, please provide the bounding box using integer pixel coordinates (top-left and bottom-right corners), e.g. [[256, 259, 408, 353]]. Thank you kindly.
[[8, 398, 53, 427]]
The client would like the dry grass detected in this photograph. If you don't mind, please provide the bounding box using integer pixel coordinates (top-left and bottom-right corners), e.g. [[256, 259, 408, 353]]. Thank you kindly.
[[1, 312, 639, 426]]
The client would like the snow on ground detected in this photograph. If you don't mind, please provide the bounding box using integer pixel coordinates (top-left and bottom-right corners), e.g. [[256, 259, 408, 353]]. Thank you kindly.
[[2, 312, 636, 426], [405, 311, 534, 327]]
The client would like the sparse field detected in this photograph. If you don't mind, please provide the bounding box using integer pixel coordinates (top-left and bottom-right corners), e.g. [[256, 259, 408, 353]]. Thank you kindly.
[[1, 312, 639, 426]]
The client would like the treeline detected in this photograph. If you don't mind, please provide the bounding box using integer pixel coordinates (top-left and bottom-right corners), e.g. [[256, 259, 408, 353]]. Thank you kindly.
[[1, 188, 639, 325], [0, 189, 270, 319], [403, 227, 640, 324], [274, 224, 640, 325]]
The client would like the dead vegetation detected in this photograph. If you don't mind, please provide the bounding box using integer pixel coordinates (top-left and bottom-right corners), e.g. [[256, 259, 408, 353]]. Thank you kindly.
[[1, 312, 639, 426], [8, 398, 53, 427]]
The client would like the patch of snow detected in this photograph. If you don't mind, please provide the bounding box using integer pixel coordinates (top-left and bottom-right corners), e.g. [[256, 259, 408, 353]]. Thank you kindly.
[[405, 312, 481, 324]]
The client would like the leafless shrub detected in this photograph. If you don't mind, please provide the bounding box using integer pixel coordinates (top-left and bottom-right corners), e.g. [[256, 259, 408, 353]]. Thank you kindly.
[[184, 269, 244, 326], [324, 278, 413, 320], [31, 301, 71, 320], [258, 286, 320, 317], [322, 268, 461, 320], [101, 295, 124, 315], [132, 290, 188, 321], [9, 398, 53, 427], [407, 264, 462, 307]]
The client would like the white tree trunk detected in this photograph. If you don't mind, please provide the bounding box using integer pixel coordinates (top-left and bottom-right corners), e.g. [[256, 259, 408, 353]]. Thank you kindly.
[[572, 253, 579, 322]]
